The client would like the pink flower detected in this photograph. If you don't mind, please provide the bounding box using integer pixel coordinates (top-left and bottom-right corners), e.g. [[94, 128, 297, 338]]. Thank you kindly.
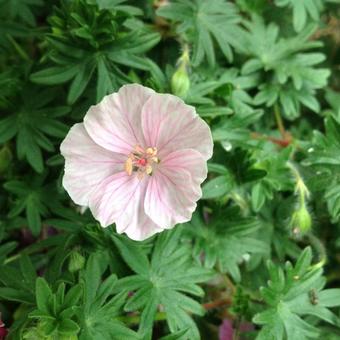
[[0, 314, 7, 340], [219, 319, 254, 340], [61, 84, 213, 240]]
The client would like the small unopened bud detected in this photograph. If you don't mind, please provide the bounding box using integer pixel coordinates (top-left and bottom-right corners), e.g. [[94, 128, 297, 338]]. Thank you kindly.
[[171, 66, 190, 99], [171, 45, 190, 99], [291, 205, 312, 235], [68, 250, 85, 273]]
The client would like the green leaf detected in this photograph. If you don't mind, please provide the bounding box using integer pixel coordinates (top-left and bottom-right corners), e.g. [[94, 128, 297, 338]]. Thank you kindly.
[[96, 57, 113, 102], [0, 0, 43, 26], [207, 163, 229, 175], [63, 284, 83, 309], [157, 0, 242, 66], [160, 329, 190, 340], [17, 126, 44, 173], [96, 274, 117, 306], [41, 319, 58, 336], [83, 252, 105, 306], [26, 196, 42, 236], [202, 175, 233, 199], [275, 0, 323, 32], [19, 254, 37, 290], [67, 62, 95, 104], [4, 178, 54, 237], [0, 241, 17, 264], [212, 110, 263, 145], [318, 289, 340, 307], [186, 212, 268, 281], [36, 277, 53, 314], [0, 287, 34, 304], [240, 17, 328, 118], [251, 182, 266, 212], [138, 289, 158, 339], [79, 257, 138, 340], [253, 247, 340, 339], [38, 119, 69, 138], [305, 117, 340, 220], [58, 319, 80, 335], [112, 235, 150, 275], [115, 229, 212, 339], [0, 115, 17, 143], [30, 65, 79, 85]]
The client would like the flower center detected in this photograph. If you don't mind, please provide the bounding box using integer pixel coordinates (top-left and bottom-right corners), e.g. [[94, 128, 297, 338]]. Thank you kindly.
[[124, 145, 159, 178]]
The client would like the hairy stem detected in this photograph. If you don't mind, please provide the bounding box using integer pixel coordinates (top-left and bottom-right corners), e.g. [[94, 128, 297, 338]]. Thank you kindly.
[[308, 233, 327, 268], [274, 103, 287, 138]]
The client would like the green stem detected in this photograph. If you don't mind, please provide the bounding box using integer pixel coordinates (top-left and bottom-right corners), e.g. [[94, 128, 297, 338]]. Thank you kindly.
[[4, 247, 41, 265], [274, 103, 286, 138], [230, 191, 248, 214], [308, 233, 327, 268], [4, 253, 22, 265], [3, 235, 65, 265], [287, 161, 310, 204], [6, 34, 30, 61], [117, 312, 167, 326]]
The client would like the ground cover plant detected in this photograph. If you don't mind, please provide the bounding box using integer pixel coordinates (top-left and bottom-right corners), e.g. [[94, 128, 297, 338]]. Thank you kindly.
[[1, 0, 340, 339]]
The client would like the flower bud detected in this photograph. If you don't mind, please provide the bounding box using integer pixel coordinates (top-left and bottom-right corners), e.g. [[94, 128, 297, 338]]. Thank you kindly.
[[291, 205, 312, 235], [171, 45, 190, 99], [68, 250, 85, 273], [171, 66, 190, 99]]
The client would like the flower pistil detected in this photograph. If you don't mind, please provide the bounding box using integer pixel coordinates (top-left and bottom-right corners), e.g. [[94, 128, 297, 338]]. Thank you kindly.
[[125, 145, 159, 178]]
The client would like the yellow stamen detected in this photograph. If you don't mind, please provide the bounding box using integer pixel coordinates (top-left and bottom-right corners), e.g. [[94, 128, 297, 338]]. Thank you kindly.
[[125, 157, 133, 176], [146, 147, 157, 156], [124, 146, 159, 177], [145, 164, 153, 175]]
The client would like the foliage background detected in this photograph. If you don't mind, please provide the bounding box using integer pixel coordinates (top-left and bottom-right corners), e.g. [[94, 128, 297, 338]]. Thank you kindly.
[[1, 0, 340, 339]]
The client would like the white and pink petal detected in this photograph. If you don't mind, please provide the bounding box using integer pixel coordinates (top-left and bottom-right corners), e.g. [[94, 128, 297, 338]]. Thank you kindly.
[[88, 172, 139, 227], [144, 168, 201, 229], [60, 123, 125, 206], [141, 93, 213, 161], [161, 148, 208, 188], [88, 173, 162, 240], [84, 84, 154, 154]]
